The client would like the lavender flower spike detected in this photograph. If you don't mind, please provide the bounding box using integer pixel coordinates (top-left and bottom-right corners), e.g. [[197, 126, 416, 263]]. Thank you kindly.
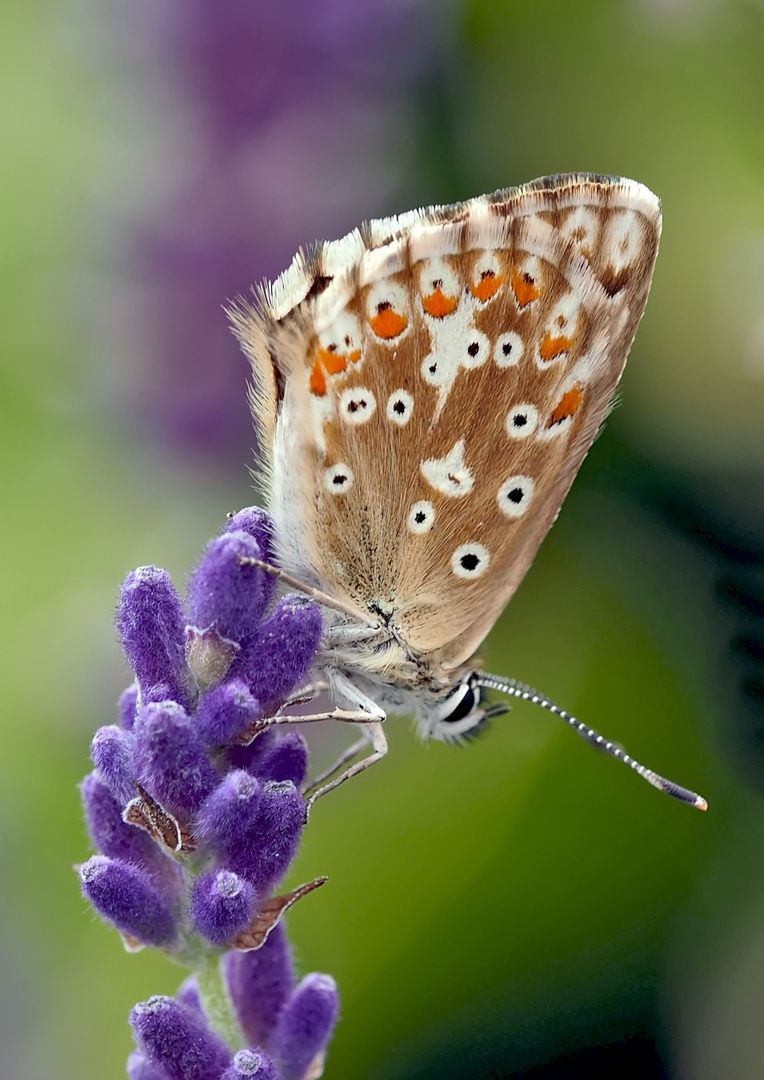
[[80, 509, 340, 1078]]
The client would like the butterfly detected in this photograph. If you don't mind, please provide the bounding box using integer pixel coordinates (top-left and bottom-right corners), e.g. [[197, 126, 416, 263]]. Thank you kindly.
[[230, 173, 706, 811]]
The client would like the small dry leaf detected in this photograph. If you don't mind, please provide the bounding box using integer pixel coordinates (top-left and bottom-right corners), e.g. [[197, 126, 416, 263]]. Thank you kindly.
[[304, 1051, 326, 1080], [233, 876, 328, 951], [123, 784, 196, 853], [120, 931, 145, 953]]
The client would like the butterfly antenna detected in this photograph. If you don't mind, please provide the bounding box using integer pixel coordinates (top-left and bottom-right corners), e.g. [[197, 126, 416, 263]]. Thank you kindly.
[[476, 674, 707, 811]]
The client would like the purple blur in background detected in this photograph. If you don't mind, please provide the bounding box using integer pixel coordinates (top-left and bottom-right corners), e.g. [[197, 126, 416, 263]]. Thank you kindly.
[[124, 0, 432, 463]]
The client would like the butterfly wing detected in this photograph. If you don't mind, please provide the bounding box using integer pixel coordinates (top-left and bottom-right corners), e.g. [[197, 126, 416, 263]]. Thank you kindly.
[[233, 175, 661, 672]]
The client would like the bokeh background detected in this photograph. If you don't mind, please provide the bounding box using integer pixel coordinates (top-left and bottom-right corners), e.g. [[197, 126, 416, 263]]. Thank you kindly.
[[4, 0, 764, 1076]]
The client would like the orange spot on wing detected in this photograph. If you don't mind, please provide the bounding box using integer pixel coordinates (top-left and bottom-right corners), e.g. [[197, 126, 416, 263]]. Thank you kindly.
[[370, 306, 408, 339], [422, 287, 458, 318], [510, 266, 540, 308], [471, 271, 504, 302], [547, 384, 584, 427], [347, 349, 361, 364], [539, 334, 573, 362], [310, 359, 327, 396], [319, 348, 347, 376]]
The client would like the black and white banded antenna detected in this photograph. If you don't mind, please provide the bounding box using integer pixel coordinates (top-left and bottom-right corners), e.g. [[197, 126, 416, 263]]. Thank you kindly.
[[476, 673, 707, 811]]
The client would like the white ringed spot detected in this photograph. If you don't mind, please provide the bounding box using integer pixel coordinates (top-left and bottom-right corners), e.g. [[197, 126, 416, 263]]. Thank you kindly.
[[494, 331, 524, 368], [506, 404, 539, 439], [497, 475, 535, 517], [421, 439, 474, 498], [451, 543, 490, 579], [325, 464, 354, 494], [387, 389, 414, 426], [462, 329, 490, 370], [604, 210, 644, 272], [407, 501, 435, 535], [339, 387, 376, 425]]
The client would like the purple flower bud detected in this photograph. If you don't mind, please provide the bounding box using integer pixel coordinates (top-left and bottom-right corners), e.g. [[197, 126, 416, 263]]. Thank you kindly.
[[176, 977, 203, 1014], [196, 680, 261, 747], [193, 770, 263, 851], [225, 728, 277, 774], [134, 701, 219, 818], [121, 683, 140, 730], [231, 596, 322, 713], [270, 974, 340, 1080], [224, 508, 277, 608], [127, 1054, 170, 1080], [80, 856, 177, 947], [130, 996, 232, 1080], [190, 870, 257, 945], [221, 1049, 277, 1080], [254, 732, 309, 787], [91, 725, 135, 805], [128, 1050, 171, 1080], [225, 921, 295, 1048], [188, 532, 269, 647], [81, 772, 183, 895], [117, 567, 190, 706], [225, 780, 305, 892]]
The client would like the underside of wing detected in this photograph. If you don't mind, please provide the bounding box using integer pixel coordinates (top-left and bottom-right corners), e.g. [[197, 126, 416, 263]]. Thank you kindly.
[[231, 174, 661, 671]]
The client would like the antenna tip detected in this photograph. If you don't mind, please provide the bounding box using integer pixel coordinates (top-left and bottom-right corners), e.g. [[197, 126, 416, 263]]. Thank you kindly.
[[694, 795, 708, 812]]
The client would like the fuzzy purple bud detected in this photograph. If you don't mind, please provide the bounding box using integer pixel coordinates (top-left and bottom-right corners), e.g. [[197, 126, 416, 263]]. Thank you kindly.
[[231, 596, 322, 713], [134, 701, 219, 817], [80, 856, 177, 947], [193, 770, 263, 851], [270, 974, 340, 1080], [226, 921, 295, 1048], [81, 772, 183, 895], [188, 532, 269, 647], [190, 870, 256, 945], [221, 1049, 277, 1080], [253, 731, 309, 786], [91, 725, 135, 804], [117, 567, 190, 706], [130, 996, 232, 1080], [121, 683, 140, 730], [224, 780, 305, 892], [196, 680, 261, 746], [224, 508, 277, 608], [128, 1050, 171, 1080]]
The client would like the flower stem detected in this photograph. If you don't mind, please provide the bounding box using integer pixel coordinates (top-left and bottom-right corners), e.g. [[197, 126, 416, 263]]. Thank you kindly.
[[195, 952, 245, 1051]]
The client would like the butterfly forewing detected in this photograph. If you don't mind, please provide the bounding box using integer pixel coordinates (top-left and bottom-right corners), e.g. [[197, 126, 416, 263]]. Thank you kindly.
[[235, 175, 661, 674]]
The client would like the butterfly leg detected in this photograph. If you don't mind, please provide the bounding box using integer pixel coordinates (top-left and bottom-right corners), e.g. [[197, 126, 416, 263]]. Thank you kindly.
[[305, 721, 388, 811], [302, 733, 371, 797]]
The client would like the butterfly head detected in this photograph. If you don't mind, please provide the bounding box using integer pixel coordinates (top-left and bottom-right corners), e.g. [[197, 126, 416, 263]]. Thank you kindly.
[[417, 672, 503, 744]]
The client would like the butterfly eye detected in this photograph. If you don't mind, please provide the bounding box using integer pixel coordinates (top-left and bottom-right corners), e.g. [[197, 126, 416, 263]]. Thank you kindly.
[[442, 682, 477, 724]]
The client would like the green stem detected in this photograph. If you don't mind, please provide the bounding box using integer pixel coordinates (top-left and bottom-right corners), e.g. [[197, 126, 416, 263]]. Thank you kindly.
[[195, 952, 246, 1052]]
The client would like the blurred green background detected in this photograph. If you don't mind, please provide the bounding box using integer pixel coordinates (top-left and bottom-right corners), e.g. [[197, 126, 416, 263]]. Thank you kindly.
[[3, 0, 764, 1077]]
